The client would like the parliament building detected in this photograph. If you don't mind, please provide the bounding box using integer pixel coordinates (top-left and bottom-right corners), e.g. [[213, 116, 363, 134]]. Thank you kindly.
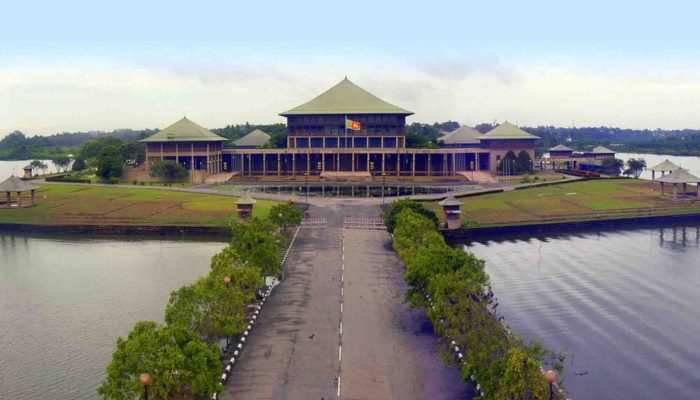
[[142, 78, 540, 182]]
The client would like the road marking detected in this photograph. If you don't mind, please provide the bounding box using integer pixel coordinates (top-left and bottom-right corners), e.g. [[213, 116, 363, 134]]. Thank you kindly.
[[341, 273, 344, 283], [339, 345, 342, 361], [340, 302, 343, 313], [337, 376, 341, 397], [341, 287, 343, 296], [340, 321, 343, 334]]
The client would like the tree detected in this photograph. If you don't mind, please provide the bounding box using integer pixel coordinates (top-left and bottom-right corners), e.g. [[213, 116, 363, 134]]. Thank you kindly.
[[96, 145, 124, 179], [29, 159, 47, 175], [269, 202, 303, 229], [121, 141, 146, 166], [230, 218, 283, 278], [164, 276, 248, 344], [71, 157, 87, 172], [494, 347, 549, 400], [497, 150, 517, 175], [97, 321, 221, 400], [384, 199, 439, 234], [601, 157, 624, 176], [515, 151, 533, 173], [150, 161, 188, 182], [52, 156, 71, 172], [624, 158, 646, 178]]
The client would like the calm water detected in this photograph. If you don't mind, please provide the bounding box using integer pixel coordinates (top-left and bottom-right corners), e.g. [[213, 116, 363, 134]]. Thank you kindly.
[[0, 234, 225, 399], [463, 223, 700, 400], [0, 159, 63, 181], [616, 152, 700, 180]]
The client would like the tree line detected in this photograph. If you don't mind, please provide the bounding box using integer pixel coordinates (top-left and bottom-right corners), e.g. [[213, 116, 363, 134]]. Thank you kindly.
[[97, 204, 302, 400], [5, 121, 700, 160], [385, 201, 565, 399]]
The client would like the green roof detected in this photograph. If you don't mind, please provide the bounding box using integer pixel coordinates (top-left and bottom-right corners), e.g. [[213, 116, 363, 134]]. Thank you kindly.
[[233, 129, 270, 147], [236, 195, 257, 205], [0, 175, 39, 192], [590, 146, 615, 154], [549, 144, 574, 151], [438, 195, 463, 206], [441, 125, 482, 145], [481, 122, 539, 140], [141, 117, 227, 143], [656, 169, 700, 184], [649, 159, 681, 172], [280, 77, 413, 116]]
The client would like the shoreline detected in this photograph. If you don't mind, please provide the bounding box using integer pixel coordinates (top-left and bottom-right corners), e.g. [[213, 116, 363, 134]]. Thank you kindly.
[[0, 222, 231, 237], [442, 212, 700, 241]]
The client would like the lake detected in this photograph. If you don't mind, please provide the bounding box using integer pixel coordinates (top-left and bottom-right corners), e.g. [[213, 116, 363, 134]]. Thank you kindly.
[[0, 234, 225, 399], [0, 159, 63, 181], [616, 152, 700, 180], [462, 223, 700, 400]]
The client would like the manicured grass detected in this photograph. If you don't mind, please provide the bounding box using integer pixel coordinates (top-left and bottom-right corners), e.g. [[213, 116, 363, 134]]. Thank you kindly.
[[0, 184, 278, 227], [428, 179, 700, 228]]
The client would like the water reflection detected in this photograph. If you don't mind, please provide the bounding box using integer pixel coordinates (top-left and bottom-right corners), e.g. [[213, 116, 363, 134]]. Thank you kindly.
[[219, 183, 467, 198], [459, 221, 700, 400], [0, 233, 226, 400]]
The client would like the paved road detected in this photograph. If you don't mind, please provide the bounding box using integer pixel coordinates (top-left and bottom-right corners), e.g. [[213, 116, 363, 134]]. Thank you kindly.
[[223, 201, 470, 399]]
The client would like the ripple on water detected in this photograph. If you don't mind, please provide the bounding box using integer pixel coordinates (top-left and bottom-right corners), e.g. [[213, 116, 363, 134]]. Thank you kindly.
[[464, 224, 700, 400]]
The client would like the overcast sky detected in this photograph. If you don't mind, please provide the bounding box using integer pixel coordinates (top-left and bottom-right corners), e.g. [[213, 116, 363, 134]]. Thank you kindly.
[[3, 0, 700, 136]]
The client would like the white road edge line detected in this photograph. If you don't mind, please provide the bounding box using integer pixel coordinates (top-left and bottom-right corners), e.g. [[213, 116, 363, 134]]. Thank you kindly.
[[340, 321, 343, 335], [340, 302, 343, 313], [337, 376, 341, 397], [339, 345, 342, 361]]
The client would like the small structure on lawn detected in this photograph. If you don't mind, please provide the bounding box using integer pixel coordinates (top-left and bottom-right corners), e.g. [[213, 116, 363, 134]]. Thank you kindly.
[[649, 159, 681, 180], [583, 146, 615, 159], [656, 169, 700, 201], [236, 194, 257, 220], [23, 165, 33, 179], [0, 175, 39, 208], [439, 195, 463, 230]]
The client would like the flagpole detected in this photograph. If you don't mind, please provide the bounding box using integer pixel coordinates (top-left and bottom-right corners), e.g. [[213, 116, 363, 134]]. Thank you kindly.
[[344, 115, 348, 172]]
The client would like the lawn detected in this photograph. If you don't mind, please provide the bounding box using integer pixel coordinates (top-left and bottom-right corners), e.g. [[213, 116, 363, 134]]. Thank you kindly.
[[0, 184, 278, 227], [427, 179, 700, 228]]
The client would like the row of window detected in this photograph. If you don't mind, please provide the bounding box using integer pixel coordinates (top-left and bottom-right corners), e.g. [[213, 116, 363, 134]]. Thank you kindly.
[[290, 137, 402, 149]]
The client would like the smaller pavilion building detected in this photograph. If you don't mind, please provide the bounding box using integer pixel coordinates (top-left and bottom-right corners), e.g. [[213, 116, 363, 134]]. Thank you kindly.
[[141, 117, 228, 183], [0, 175, 39, 208], [656, 169, 700, 201], [649, 159, 681, 180], [548, 144, 574, 158], [233, 129, 270, 149]]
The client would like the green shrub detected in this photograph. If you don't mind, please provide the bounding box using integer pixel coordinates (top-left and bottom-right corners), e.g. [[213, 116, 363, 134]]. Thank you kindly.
[[384, 199, 439, 233], [108, 177, 119, 184]]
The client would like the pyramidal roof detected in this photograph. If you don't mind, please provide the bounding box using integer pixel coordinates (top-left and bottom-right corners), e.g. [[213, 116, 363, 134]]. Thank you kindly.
[[549, 144, 574, 151], [438, 195, 463, 206], [649, 159, 681, 172], [0, 175, 39, 192], [441, 125, 482, 145], [481, 122, 539, 140], [656, 168, 700, 184], [280, 77, 413, 116], [234, 129, 270, 147], [591, 146, 615, 154], [236, 194, 257, 205], [141, 117, 227, 142]]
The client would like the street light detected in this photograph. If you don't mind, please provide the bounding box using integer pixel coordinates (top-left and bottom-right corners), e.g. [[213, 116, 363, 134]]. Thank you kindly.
[[544, 370, 557, 400], [139, 372, 152, 400]]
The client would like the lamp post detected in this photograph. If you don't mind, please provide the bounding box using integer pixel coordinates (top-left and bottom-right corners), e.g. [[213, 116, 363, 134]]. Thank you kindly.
[[381, 172, 387, 204], [304, 172, 309, 204], [139, 372, 152, 400], [544, 370, 557, 400]]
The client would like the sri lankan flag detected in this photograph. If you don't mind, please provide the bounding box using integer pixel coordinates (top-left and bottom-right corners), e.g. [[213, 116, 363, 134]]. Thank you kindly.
[[346, 118, 361, 131]]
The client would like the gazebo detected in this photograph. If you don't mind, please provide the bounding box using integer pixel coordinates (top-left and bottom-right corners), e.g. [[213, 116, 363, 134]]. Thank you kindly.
[[648, 159, 681, 180], [236, 195, 257, 220], [656, 169, 700, 201], [438, 195, 463, 229], [0, 175, 40, 208]]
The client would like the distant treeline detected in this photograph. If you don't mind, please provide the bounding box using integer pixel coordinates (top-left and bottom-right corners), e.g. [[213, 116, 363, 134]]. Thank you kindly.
[[3, 122, 700, 160]]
